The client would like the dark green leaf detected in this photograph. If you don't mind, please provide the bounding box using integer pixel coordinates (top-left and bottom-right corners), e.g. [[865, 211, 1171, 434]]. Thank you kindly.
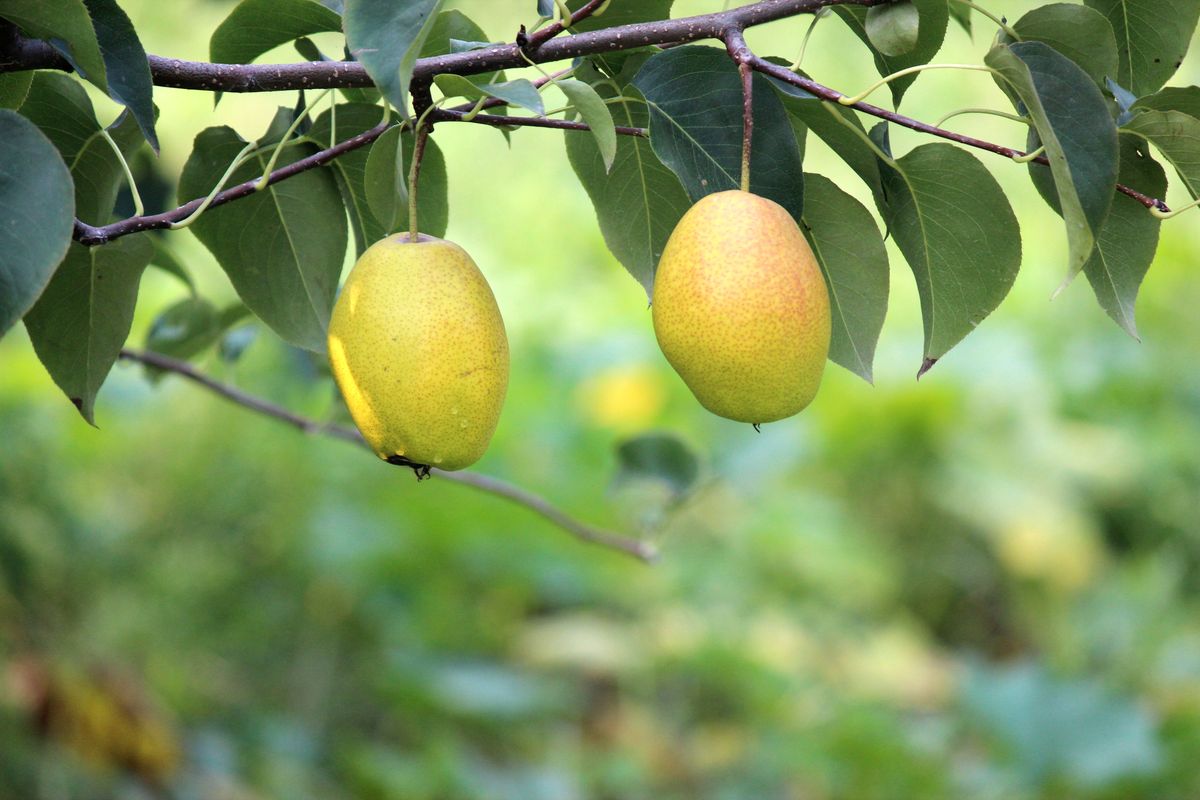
[[987, 41, 1118, 284], [84, 0, 157, 150], [537, 0, 554, 17], [0, 0, 107, 92], [1079, 135, 1167, 338], [766, 67, 884, 207], [1122, 109, 1200, 198], [1083, 0, 1200, 97], [566, 87, 690, 298], [865, 1, 921, 57], [615, 433, 699, 497], [420, 9, 488, 58], [308, 102, 391, 254], [344, 0, 442, 115], [23, 234, 152, 424], [877, 143, 1021, 366], [0, 109, 74, 338], [949, 2, 972, 37], [801, 174, 889, 383], [363, 123, 448, 239], [1133, 86, 1200, 121], [566, 0, 672, 32], [145, 295, 221, 363], [0, 72, 33, 109], [558, 78, 616, 171], [1011, 3, 1118, 88], [835, 0, 949, 106], [19, 72, 144, 225], [178, 126, 347, 352], [147, 236, 194, 293], [211, 0, 341, 65], [433, 75, 544, 115], [632, 46, 805, 223]]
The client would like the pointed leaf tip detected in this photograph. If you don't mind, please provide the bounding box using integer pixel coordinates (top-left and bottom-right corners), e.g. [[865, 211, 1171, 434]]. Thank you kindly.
[[916, 357, 937, 380]]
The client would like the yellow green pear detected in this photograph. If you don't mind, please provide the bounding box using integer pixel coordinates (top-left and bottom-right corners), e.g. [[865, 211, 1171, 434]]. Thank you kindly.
[[327, 233, 509, 470], [652, 190, 831, 424]]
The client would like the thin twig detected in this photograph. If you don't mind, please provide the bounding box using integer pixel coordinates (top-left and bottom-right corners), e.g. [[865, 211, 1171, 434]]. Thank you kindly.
[[750, 57, 1169, 211], [526, 0, 610, 49], [433, 107, 647, 136], [724, 28, 755, 193], [117, 348, 658, 563]]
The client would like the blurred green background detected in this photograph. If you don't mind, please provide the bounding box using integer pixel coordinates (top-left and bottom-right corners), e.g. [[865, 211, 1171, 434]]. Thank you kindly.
[[3, 2, 1200, 798]]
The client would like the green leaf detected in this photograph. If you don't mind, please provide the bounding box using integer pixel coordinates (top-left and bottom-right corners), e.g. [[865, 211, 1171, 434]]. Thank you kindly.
[[344, 0, 443, 115], [1133, 86, 1200, 122], [144, 295, 221, 364], [537, 0, 554, 18], [0, 0, 107, 92], [177, 126, 347, 352], [566, 87, 690, 298], [147, 236, 195, 294], [615, 433, 699, 498], [420, 9, 487, 57], [632, 46, 805, 223], [801, 174, 889, 383], [566, 0, 672, 32], [557, 79, 616, 172], [433, 75, 544, 115], [211, 0, 341, 65], [835, 0, 949, 106], [308, 103, 391, 254], [766, 69, 884, 207], [18, 72, 144, 225], [1078, 135, 1167, 338], [23, 234, 152, 424], [876, 143, 1021, 368], [1011, 3, 1118, 88], [84, 0, 157, 151], [363, 123, 448, 239], [0, 72, 34, 109], [0, 109, 75, 339], [987, 42, 1118, 284], [949, 2, 972, 37], [1122, 109, 1200, 199], [865, 1, 921, 57], [1083, 0, 1200, 97]]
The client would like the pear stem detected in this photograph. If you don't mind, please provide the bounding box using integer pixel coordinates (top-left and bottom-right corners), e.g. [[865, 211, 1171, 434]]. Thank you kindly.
[[407, 126, 427, 241], [738, 60, 753, 193], [725, 28, 755, 194]]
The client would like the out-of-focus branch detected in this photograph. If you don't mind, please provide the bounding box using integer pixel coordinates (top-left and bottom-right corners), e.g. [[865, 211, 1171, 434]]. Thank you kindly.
[[117, 348, 658, 563]]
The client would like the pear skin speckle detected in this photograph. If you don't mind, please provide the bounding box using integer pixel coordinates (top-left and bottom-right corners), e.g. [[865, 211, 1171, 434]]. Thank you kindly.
[[328, 234, 509, 471], [652, 190, 831, 423]]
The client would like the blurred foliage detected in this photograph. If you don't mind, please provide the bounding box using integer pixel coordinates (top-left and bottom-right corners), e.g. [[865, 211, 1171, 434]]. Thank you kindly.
[[2, 1, 1200, 798]]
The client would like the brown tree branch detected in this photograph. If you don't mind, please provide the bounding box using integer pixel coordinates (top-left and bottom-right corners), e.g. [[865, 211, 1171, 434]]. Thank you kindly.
[[0, 0, 885, 91], [117, 348, 658, 563], [750, 57, 1170, 212]]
